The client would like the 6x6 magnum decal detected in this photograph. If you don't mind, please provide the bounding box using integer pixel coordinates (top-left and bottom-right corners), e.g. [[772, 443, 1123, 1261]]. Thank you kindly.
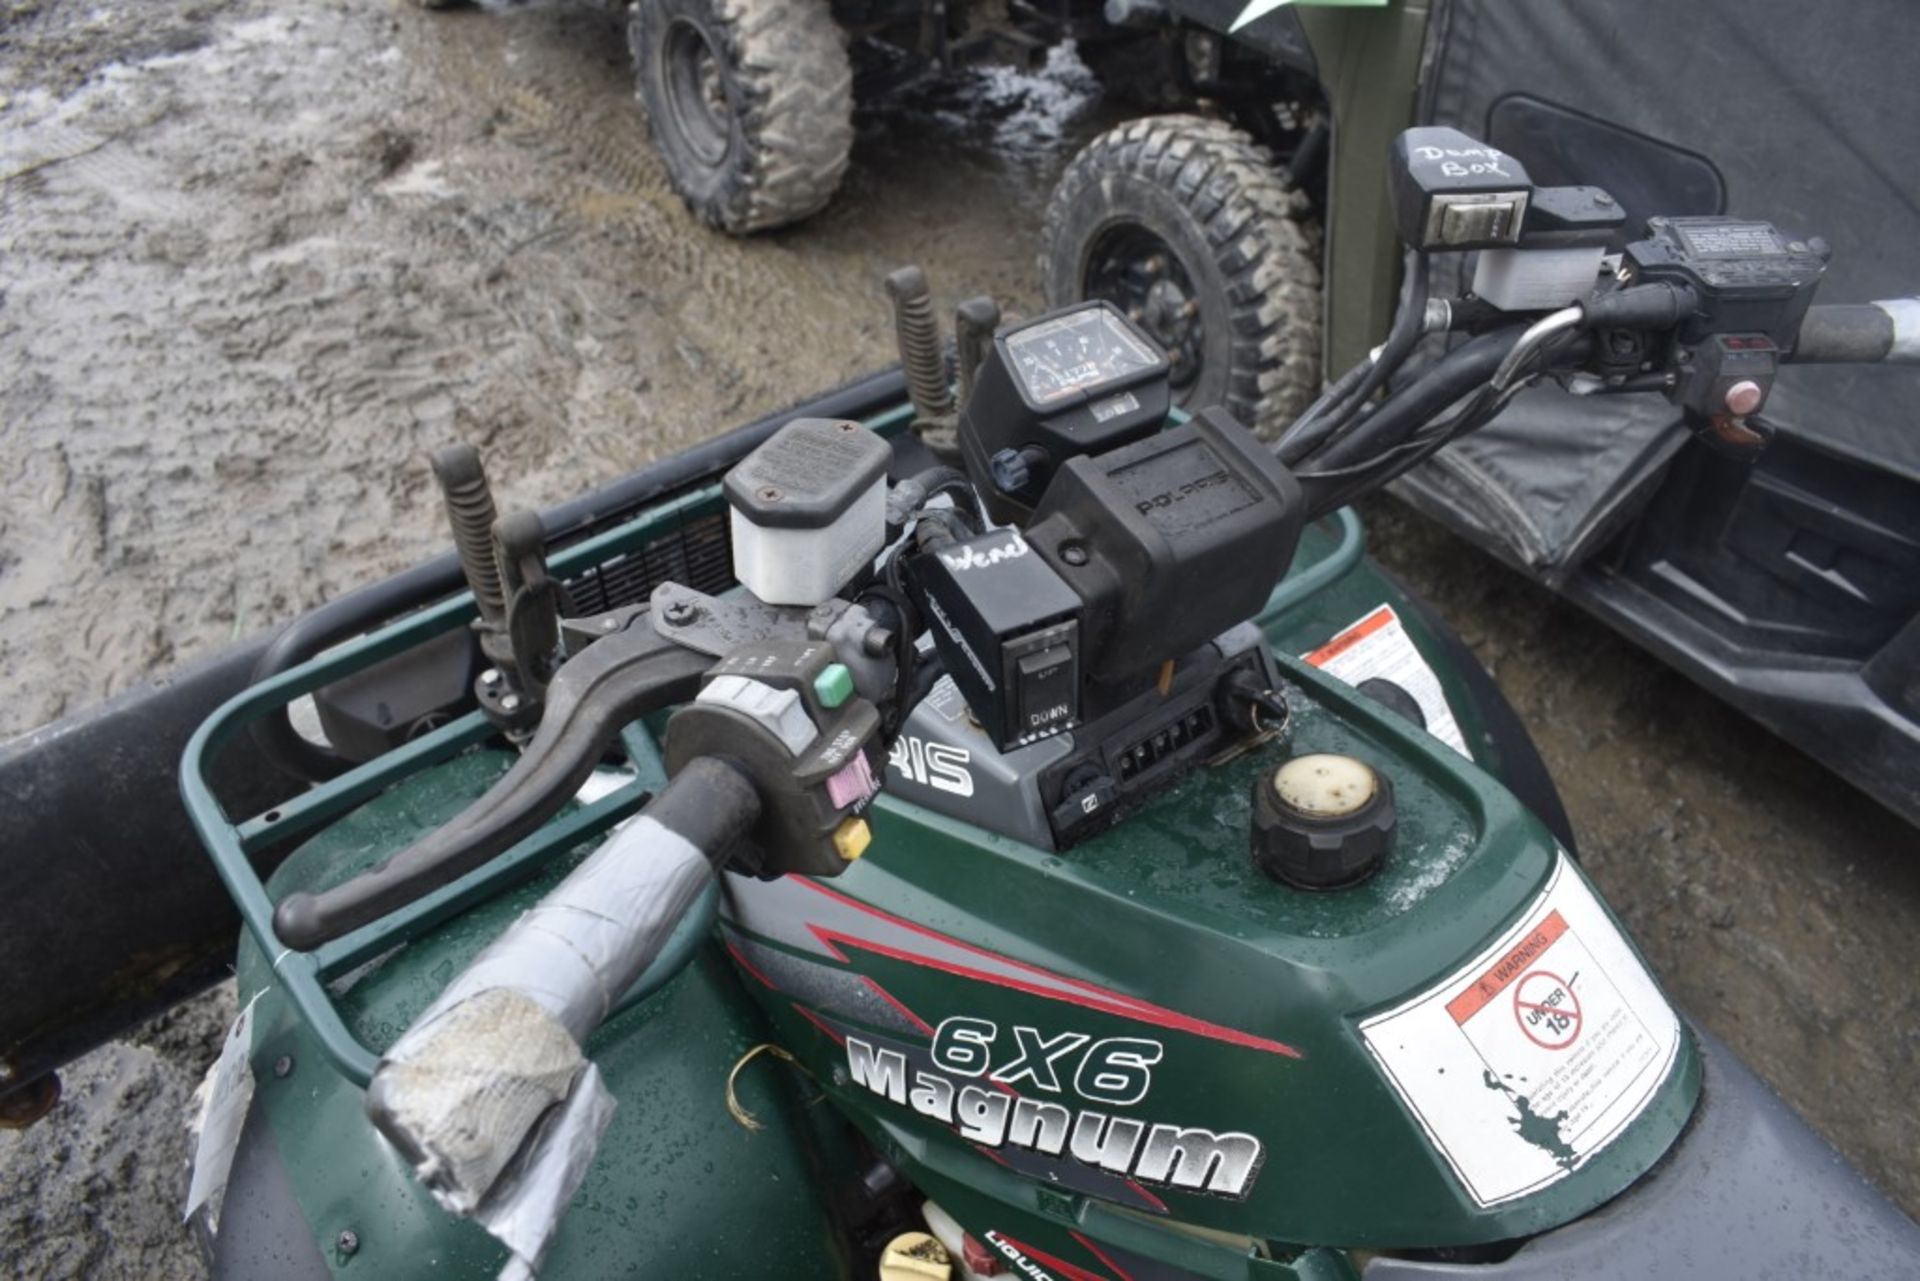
[[846, 1016, 1267, 1198]]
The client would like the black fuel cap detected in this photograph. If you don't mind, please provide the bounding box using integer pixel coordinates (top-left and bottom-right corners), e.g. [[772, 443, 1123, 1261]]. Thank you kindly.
[[1251, 753, 1396, 889]]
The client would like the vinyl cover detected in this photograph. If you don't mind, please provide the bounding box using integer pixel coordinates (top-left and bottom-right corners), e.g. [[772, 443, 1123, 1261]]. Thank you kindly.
[[1398, 0, 1920, 579]]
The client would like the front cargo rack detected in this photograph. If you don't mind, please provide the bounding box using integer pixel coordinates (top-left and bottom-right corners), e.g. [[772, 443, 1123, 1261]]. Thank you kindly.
[[179, 399, 1361, 1085]]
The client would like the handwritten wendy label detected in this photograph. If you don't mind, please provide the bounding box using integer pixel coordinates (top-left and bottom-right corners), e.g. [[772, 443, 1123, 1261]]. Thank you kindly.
[[1359, 855, 1682, 1207]]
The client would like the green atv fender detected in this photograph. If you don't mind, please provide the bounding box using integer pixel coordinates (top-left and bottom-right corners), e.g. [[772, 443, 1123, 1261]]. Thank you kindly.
[[205, 511, 1607, 1279]]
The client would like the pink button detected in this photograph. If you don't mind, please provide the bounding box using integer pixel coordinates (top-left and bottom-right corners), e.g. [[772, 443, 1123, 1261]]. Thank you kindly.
[[826, 753, 878, 808]]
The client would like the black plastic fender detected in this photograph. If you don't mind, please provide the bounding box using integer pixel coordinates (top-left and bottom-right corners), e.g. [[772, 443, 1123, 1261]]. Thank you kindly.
[[1364, 1025, 1920, 1280]]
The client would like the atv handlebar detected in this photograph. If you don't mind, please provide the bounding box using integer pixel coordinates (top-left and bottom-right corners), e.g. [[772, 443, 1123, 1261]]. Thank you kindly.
[[1790, 299, 1920, 363]]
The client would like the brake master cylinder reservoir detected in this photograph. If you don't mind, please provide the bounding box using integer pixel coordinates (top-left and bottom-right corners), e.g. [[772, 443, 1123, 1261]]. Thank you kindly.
[[725, 418, 891, 606]]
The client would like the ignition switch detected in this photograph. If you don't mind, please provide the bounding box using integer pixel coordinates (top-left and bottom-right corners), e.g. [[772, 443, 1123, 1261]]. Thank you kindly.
[[1251, 753, 1397, 889]]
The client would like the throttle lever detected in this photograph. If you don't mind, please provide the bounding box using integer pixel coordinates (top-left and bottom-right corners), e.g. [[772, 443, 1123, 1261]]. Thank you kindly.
[[272, 607, 713, 950]]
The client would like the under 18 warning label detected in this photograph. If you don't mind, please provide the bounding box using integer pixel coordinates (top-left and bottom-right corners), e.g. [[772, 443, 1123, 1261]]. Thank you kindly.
[[1359, 854, 1682, 1207]]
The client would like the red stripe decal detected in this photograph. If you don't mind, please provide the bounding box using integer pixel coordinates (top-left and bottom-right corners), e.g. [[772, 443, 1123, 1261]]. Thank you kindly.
[[861, 975, 935, 1035], [1070, 1232, 1137, 1281], [996, 1234, 1113, 1281], [793, 878, 1300, 1059], [791, 1002, 846, 1046], [723, 938, 778, 990], [1121, 1179, 1168, 1214]]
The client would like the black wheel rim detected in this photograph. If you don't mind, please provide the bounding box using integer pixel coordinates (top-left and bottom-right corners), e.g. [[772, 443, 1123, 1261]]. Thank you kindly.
[[662, 19, 732, 168], [1082, 224, 1205, 394]]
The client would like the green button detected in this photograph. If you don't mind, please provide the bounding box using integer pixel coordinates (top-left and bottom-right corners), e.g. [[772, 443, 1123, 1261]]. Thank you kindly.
[[814, 662, 855, 709]]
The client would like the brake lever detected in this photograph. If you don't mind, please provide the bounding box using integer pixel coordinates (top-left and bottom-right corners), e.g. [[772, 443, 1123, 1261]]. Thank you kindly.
[[272, 605, 714, 950]]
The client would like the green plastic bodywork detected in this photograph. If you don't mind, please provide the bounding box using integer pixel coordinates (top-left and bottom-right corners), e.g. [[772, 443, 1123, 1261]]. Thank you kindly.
[[723, 561, 1699, 1265], [237, 752, 855, 1278], [188, 414, 1698, 1278]]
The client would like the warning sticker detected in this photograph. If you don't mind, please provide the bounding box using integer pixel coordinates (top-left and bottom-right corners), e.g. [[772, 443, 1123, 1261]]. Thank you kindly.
[[1359, 854, 1682, 1207], [1304, 605, 1469, 758]]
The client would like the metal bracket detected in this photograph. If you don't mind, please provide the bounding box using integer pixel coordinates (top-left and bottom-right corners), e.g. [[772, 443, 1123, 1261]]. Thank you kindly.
[[648, 582, 806, 659]]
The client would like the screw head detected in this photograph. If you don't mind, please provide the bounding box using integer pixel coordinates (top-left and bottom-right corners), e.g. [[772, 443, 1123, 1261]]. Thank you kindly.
[[757, 486, 783, 503], [479, 668, 502, 688], [500, 693, 521, 713], [1060, 542, 1089, 567], [663, 599, 699, 626], [273, 1055, 294, 1079], [336, 1229, 359, 1256]]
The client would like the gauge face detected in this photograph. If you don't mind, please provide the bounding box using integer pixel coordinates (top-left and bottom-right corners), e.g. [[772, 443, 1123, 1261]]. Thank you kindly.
[[1003, 306, 1164, 407]]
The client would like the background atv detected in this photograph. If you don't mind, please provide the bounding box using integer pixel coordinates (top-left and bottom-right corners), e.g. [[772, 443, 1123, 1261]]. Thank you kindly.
[[414, 0, 1198, 233], [1038, 0, 1920, 829]]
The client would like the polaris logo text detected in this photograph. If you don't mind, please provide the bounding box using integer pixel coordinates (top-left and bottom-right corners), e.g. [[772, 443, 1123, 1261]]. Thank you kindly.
[[1134, 469, 1232, 515], [888, 735, 975, 797], [844, 1017, 1265, 1198]]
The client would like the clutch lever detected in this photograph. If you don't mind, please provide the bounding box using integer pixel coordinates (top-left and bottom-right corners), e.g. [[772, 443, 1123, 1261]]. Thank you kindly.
[[272, 605, 713, 950]]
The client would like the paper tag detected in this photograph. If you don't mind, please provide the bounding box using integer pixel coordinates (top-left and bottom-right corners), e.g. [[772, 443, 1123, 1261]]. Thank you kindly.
[[1304, 605, 1470, 758], [1359, 855, 1682, 1207], [184, 995, 260, 1230]]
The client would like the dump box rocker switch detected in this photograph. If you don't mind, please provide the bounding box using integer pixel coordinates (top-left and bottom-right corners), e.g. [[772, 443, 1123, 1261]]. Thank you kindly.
[[665, 639, 883, 877], [910, 527, 1083, 752], [1389, 126, 1532, 252], [725, 418, 891, 606]]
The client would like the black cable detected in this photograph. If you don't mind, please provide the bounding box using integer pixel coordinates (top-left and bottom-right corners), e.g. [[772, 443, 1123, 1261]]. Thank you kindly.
[[1297, 327, 1524, 476], [1273, 349, 1374, 463], [1300, 383, 1511, 518], [1299, 328, 1588, 517], [859, 581, 922, 739], [904, 466, 987, 525], [1276, 251, 1430, 465]]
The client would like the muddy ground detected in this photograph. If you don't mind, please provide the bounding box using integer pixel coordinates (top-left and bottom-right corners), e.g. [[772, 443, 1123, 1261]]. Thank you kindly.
[[0, 0, 1914, 1276]]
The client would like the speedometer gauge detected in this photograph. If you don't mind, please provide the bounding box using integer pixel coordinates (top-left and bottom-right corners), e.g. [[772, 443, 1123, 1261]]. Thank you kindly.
[[1004, 306, 1165, 406], [958, 300, 1174, 524]]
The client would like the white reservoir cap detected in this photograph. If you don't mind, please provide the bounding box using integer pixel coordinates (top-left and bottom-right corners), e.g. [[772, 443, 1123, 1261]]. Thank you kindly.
[[724, 418, 890, 606]]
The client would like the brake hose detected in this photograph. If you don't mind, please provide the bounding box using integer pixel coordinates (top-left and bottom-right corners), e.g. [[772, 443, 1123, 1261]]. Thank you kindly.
[[1299, 327, 1524, 477], [1277, 251, 1430, 465]]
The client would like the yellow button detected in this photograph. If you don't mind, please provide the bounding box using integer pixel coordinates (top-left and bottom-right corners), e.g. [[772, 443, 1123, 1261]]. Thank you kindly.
[[832, 816, 872, 862]]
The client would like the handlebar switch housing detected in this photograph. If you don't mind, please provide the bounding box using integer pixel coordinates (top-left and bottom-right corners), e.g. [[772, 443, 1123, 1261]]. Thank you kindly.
[[664, 639, 883, 877], [1623, 217, 1827, 346]]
